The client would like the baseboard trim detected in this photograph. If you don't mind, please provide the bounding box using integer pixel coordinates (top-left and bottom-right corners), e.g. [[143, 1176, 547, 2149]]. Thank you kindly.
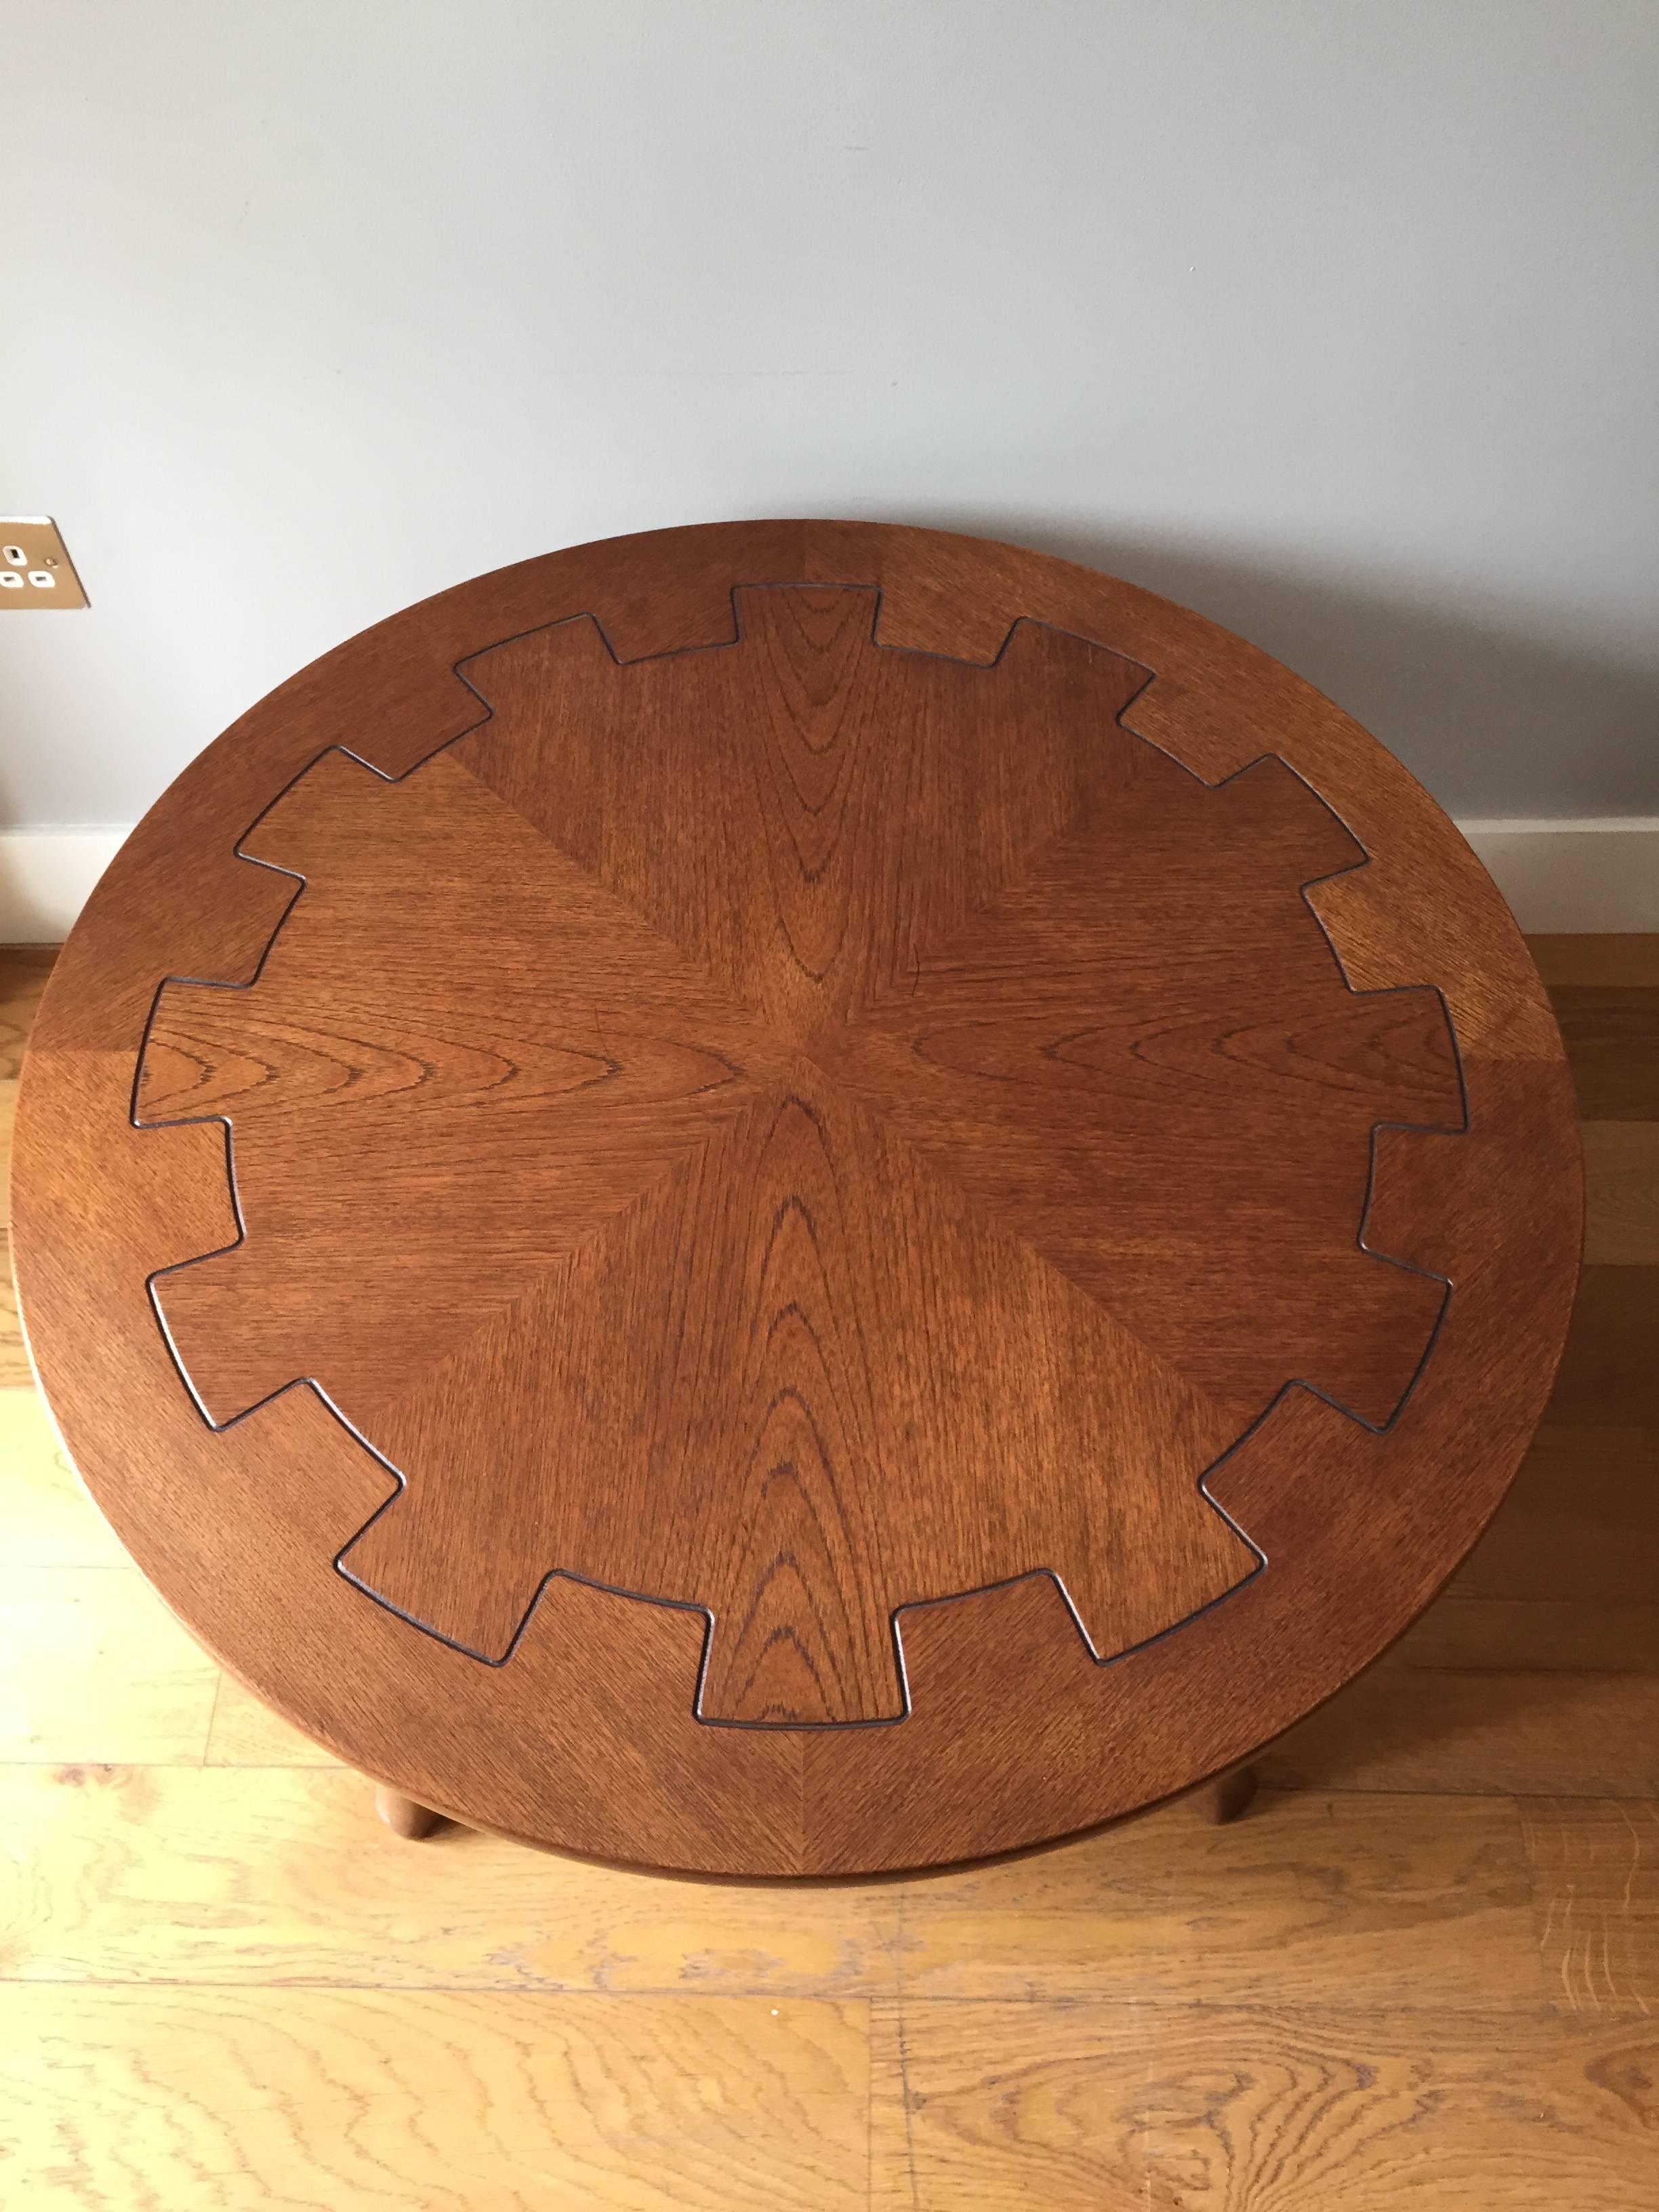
[[1, 818, 1655, 945], [1457, 819, 1659, 934], [0, 830, 129, 944]]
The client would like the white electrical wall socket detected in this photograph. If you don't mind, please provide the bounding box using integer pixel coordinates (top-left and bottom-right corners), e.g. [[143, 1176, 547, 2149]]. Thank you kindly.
[[0, 518, 89, 608]]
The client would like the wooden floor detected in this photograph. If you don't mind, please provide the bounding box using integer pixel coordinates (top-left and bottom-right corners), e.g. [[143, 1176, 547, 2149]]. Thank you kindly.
[[2, 937, 1655, 2209]]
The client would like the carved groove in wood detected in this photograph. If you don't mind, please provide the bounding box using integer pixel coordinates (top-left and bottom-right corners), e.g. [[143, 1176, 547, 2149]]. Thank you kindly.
[[130, 586, 1467, 1729]]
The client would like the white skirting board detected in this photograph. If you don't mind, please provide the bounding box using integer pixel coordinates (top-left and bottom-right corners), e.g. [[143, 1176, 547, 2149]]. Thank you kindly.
[[1455, 819, 1659, 934], [0, 819, 1654, 945], [1, 830, 129, 945]]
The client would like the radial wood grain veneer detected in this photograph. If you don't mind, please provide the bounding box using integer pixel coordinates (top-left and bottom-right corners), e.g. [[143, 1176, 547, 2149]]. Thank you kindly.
[[9, 521, 1583, 1875]]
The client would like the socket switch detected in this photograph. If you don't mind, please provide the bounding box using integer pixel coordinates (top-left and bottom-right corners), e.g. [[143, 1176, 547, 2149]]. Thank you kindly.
[[0, 518, 89, 609]]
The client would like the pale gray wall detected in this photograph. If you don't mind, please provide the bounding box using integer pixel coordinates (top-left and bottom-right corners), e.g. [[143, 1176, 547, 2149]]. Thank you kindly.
[[3, 0, 1656, 828]]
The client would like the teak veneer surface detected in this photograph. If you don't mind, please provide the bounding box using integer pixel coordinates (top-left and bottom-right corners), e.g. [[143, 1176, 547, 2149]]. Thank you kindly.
[[10, 521, 1582, 1875]]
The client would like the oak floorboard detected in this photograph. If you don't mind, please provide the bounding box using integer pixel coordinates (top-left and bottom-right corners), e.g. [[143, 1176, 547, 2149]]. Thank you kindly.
[[1448, 1425, 1659, 1601], [1258, 1667, 1659, 1797], [1583, 1120, 1659, 1261], [0, 1078, 15, 1227], [0, 1229, 30, 1387], [1523, 1798, 1659, 2015], [0, 1765, 903, 1997], [1547, 1266, 1659, 1428], [893, 1790, 1540, 2007], [869, 1999, 1659, 2211], [0, 1387, 127, 1568], [0, 945, 53, 1377], [1390, 1594, 1659, 1672], [0, 1986, 869, 2212], [203, 1671, 344, 1767], [1528, 933, 1659, 987], [1547, 985, 1659, 1120], [0, 1569, 218, 1765], [0, 945, 56, 1082]]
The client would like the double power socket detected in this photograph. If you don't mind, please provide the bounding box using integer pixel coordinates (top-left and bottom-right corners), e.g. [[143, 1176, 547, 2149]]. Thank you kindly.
[[0, 516, 89, 609]]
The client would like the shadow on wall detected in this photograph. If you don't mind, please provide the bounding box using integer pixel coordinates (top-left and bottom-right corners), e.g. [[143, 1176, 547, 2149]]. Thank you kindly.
[[901, 510, 1659, 821]]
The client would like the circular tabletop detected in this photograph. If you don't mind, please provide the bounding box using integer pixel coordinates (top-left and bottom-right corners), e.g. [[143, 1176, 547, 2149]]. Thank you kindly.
[[13, 522, 1582, 1877]]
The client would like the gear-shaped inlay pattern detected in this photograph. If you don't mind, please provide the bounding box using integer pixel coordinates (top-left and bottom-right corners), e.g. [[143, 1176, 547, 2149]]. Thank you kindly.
[[134, 583, 1467, 1727]]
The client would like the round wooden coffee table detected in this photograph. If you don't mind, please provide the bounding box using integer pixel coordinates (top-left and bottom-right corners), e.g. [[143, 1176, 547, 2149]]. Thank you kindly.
[[12, 522, 1582, 1877]]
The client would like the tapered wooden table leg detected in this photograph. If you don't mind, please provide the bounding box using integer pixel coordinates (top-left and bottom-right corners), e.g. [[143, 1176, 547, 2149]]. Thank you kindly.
[[1195, 1764, 1258, 1824], [375, 1784, 442, 1839]]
